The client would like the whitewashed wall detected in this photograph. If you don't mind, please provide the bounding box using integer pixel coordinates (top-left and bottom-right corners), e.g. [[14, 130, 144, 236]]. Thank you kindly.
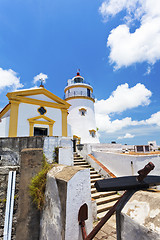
[[59, 147, 73, 166], [0, 118, 7, 137], [27, 94, 56, 103], [43, 136, 73, 163], [17, 102, 62, 137], [5, 117, 9, 137], [40, 166, 93, 240], [67, 98, 99, 144], [0, 116, 10, 137], [92, 151, 160, 177]]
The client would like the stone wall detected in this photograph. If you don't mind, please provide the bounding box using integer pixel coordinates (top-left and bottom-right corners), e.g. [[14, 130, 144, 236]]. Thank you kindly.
[[16, 148, 43, 240], [0, 136, 73, 239], [0, 137, 44, 166], [0, 166, 20, 240], [0, 137, 44, 239]]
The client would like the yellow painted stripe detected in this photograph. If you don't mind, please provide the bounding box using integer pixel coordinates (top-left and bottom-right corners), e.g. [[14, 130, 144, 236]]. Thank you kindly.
[[10, 96, 69, 109], [61, 109, 68, 137], [8, 100, 20, 137], [65, 96, 95, 103]]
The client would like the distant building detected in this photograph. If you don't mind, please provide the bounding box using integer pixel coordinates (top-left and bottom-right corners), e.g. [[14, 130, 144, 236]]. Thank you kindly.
[[0, 86, 70, 137], [148, 141, 157, 149], [64, 71, 99, 144]]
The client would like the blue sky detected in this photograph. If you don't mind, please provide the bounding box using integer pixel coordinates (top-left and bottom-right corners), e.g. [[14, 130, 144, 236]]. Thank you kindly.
[[0, 0, 160, 145]]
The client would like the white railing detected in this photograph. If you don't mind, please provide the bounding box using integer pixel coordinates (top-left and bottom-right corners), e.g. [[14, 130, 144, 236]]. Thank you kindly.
[[3, 171, 16, 240], [65, 91, 95, 99]]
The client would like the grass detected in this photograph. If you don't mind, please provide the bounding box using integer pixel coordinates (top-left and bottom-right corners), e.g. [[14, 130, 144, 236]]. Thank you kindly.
[[53, 147, 60, 163], [29, 154, 52, 210]]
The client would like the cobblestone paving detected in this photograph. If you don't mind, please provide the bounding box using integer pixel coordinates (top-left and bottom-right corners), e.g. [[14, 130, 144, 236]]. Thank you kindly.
[[93, 215, 116, 240]]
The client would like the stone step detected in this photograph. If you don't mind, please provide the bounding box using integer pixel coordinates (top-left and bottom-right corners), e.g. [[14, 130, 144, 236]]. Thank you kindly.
[[91, 182, 96, 188], [77, 164, 91, 168], [90, 170, 97, 174], [91, 191, 117, 199], [91, 177, 103, 183], [90, 174, 101, 179], [73, 153, 118, 222], [74, 159, 85, 162], [97, 200, 118, 213], [97, 211, 110, 220], [91, 188, 97, 194], [97, 211, 116, 221], [74, 162, 88, 166], [74, 153, 80, 156], [96, 195, 121, 205], [74, 157, 83, 160]]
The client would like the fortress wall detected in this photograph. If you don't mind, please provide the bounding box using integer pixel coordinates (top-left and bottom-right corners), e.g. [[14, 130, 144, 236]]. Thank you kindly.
[[0, 136, 73, 239], [0, 136, 45, 166]]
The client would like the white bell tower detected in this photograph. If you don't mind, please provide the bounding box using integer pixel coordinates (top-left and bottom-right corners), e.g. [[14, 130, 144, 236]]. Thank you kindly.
[[64, 71, 99, 144]]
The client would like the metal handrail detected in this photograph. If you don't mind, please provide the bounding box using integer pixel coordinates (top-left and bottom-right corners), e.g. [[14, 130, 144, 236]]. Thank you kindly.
[[65, 80, 91, 87], [64, 91, 95, 100]]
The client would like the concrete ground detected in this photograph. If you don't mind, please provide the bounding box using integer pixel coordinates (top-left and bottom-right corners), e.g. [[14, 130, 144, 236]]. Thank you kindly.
[[93, 215, 117, 240]]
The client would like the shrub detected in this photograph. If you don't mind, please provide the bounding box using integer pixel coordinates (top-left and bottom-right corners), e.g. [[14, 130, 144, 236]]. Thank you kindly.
[[53, 147, 59, 163], [29, 154, 52, 210]]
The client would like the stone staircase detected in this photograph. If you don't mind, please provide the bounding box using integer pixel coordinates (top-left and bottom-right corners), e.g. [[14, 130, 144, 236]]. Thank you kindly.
[[74, 153, 121, 220]]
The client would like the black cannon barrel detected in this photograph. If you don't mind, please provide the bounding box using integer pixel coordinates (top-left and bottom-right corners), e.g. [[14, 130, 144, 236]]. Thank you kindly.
[[95, 175, 160, 192]]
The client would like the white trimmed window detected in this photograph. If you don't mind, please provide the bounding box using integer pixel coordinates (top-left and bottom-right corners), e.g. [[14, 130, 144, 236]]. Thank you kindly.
[[89, 129, 96, 138], [79, 108, 87, 116]]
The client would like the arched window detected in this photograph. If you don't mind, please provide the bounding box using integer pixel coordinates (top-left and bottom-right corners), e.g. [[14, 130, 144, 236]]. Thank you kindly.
[[89, 129, 96, 138], [79, 108, 87, 116]]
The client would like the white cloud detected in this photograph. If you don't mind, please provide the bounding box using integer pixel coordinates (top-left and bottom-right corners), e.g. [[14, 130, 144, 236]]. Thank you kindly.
[[33, 73, 48, 85], [144, 66, 152, 75], [99, 0, 140, 19], [94, 83, 160, 134], [145, 111, 160, 126], [0, 68, 23, 91], [95, 113, 140, 133], [95, 83, 152, 115], [99, 0, 160, 69], [96, 110, 160, 134], [118, 133, 135, 139]]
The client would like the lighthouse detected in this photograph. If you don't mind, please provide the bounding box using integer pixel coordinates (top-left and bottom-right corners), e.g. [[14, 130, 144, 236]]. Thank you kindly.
[[64, 71, 99, 144]]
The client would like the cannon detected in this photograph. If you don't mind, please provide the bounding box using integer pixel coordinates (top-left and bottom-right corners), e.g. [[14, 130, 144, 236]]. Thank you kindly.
[[78, 162, 160, 240]]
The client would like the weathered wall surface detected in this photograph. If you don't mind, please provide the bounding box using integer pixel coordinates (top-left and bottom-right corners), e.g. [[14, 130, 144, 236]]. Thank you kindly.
[[121, 191, 160, 240], [43, 136, 73, 163], [0, 137, 45, 239], [0, 166, 20, 240], [0, 137, 44, 166], [16, 148, 43, 240]]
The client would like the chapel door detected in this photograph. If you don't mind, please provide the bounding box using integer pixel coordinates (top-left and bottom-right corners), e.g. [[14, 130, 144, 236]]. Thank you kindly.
[[34, 127, 48, 136]]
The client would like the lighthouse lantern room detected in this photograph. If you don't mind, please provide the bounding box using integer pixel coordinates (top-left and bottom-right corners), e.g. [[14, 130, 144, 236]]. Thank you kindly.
[[64, 71, 99, 144]]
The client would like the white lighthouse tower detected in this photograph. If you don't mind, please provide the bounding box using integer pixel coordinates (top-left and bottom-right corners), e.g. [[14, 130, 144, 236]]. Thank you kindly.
[[64, 71, 99, 144]]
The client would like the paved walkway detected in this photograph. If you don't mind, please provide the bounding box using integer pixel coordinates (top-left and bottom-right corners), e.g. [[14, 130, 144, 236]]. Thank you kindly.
[[93, 215, 117, 240]]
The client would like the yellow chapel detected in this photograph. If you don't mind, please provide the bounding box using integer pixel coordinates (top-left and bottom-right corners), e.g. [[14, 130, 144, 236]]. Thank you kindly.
[[0, 86, 70, 138]]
